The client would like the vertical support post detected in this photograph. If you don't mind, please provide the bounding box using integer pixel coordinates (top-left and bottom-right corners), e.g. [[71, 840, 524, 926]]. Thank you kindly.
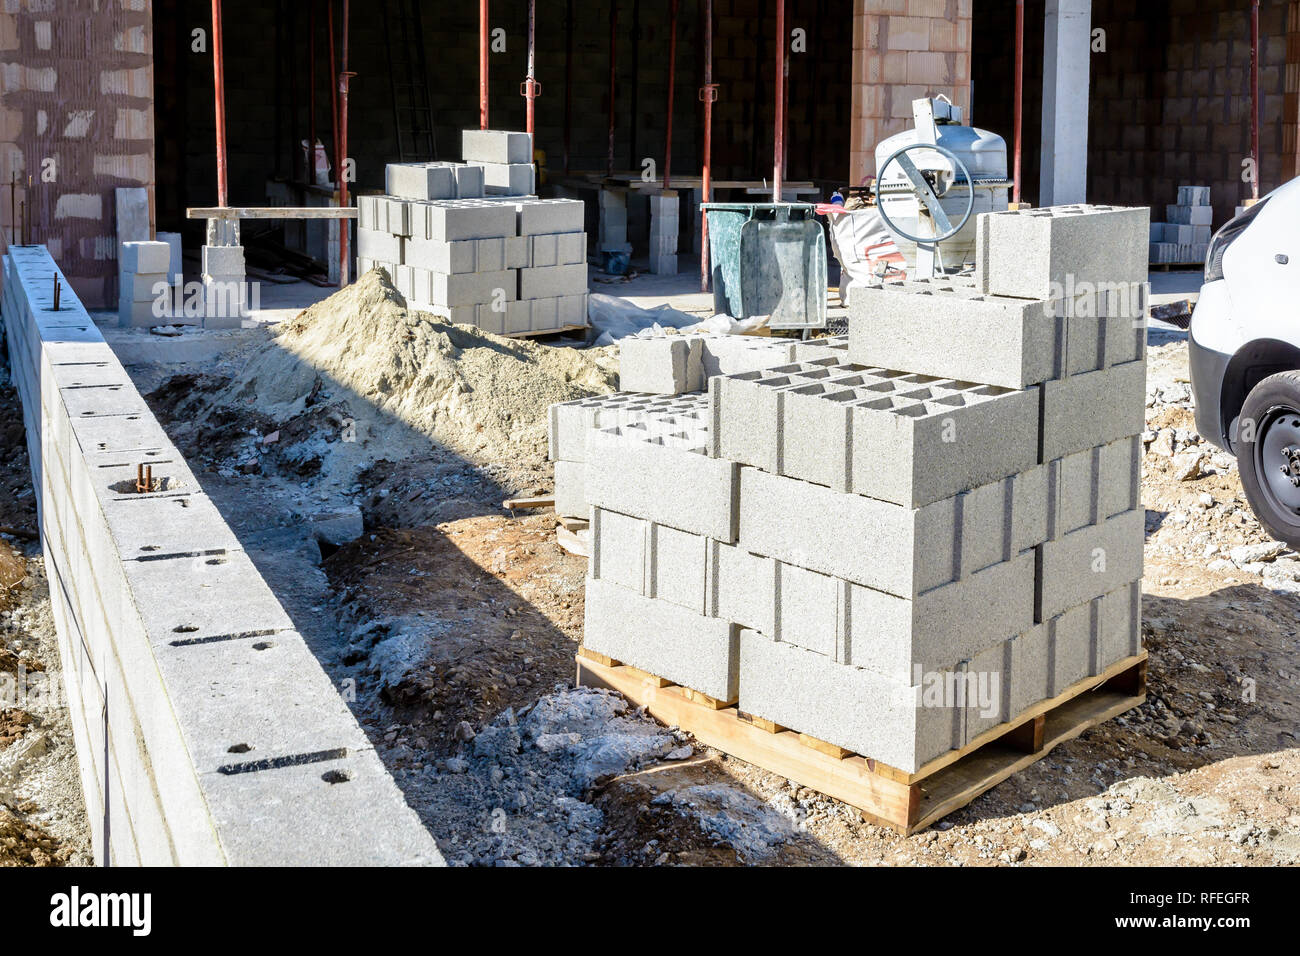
[[1251, 0, 1260, 202], [328, 0, 339, 185], [700, 0, 715, 292], [564, 0, 573, 174], [309, 1, 317, 168], [1013, 0, 1024, 205], [524, 0, 538, 137], [608, 2, 618, 177], [1040, 0, 1091, 205], [663, 0, 678, 189], [480, 0, 490, 130], [773, 0, 785, 202], [338, 0, 353, 289], [212, 0, 229, 207]]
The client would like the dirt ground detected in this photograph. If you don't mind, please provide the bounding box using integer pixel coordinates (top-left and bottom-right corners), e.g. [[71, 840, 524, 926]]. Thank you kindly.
[[111, 318, 1300, 867], [0, 382, 93, 867]]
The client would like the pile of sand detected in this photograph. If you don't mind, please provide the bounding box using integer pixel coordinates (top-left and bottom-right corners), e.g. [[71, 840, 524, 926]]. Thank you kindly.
[[215, 269, 617, 470]]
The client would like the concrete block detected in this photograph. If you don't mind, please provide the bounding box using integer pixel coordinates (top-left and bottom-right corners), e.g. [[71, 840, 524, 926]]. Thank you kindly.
[[505, 235, 530, 269], [791, 335, 850, 364], [556, 232, 586, 265], [585, 423, 737, 541], [1008, 623, 1051, 717], [849, 281, 1064, 388], [1037, 508, 1145, 622], [416, 199, 517, 242], [976, 204, 1150, 300], [590, 507, 645, 590], [549, 392, 708, 462], [157, 232, 183, 279], [120, 240, 170, 274], [957, 465, 1050, 574], [201, 244, 245, 277], [118, 296, 162, 329], [512, 198, 586, 236], [1178, 185, 1210, 206], [737, 467, 959, 597], [554, 459, 589, 519], [647, 522, 708, 613], [387, 163, 457, 200], [705, 540, 777, 636], [429, 269, 515, 308], [584, 577, 739, 701], [962, 638, 1013, 743], [1051, 435, 1141, 539], [620, 336, 704, 394], [844, 551, 1035, 682], [1040, 360, 1146, 462], [120, 272, 168, 302], [711, 360, 1041, 507], [462, 129, 532, 165], [1095, 579, 1142, 669], [774, 562, 840, 659], [357, 227, 403, 263], [558, 293, 588, 327], [519, 263, 587, 300], [738, 630, 963, 773], [1166, 203, 1213, 226], [530, 233, 560, 268], [201, 276, 247, 327], [529, 297, 558, 331], [481, 162, 535, 196]]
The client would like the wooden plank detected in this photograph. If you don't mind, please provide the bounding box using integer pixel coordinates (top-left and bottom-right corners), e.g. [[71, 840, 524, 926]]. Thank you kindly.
[[1003, 714, 1046, 753], [800, 734, 853, 760], [556, 515, 589, 533], [555, 525, 589, 558], [681, 687, 738, 709], [186, 206, 359, 220], [502, 495, 554, 511], [576, 647, 620, 668], [501, 324, 589, 339], [738, 712, 786, 734]]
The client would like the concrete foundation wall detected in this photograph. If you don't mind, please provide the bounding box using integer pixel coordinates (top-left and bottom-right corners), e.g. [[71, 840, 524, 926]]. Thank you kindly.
[[1, 245, 443, 866]]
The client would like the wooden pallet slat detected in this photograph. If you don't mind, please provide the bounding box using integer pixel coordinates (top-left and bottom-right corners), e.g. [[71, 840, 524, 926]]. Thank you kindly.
[[576, 650, 1147, 834]]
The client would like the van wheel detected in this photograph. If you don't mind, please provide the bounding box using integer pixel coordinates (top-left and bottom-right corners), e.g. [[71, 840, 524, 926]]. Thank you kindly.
[[1238, 371, 1300, 549]]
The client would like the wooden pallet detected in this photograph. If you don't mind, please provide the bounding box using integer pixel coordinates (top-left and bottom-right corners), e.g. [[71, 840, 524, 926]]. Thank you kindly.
[[502, 324, 589, 340], [576, 649, 1147, 834]]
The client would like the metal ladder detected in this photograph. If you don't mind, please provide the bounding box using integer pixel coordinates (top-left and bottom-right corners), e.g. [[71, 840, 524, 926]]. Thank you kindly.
[[382, 0, 438, 161]]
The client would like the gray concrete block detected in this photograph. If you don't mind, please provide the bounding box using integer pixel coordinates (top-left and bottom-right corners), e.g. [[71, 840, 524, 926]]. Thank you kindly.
[[387, 162, 457, 200], [585, 423, 737, 541], [505, 235, 530, 269], [120, 240, 170, 274], [963, 638, 1013, 742], [647, 522, 707, 614], [957, 465, 1049, 575], [519, 263, 587, 300], [120, 272, 168, 302], [429, 269, 515, 308], [1040, 360, 1146, 462], [584, 577, 739, 700], [1095, 579, 1142, 669], [774, 562, 840, 659], [511, 198, 586, 236], [462, 129, 532, 165], [553, 459, 587, 518], [1051, 435, 1141, 540], [705, 539, 777, 636], [619, 336, 704, 394], [1038, 508, 1145, 622], [738, 629, 963, 773], [1166, 203, 1213, 226], [557, 293, 588, 328], [402, 237, 475, 273], [357, 227, 403, 263], [712, 360, 1041, 507], [556, 232, 586, 265], [414, 199, 518, 241], [699, 335, 799, 378], [481, 162, 535, 196], [791, 335, 850, 364], [976, 204, 1150, 300], [845, 551, 1035, 682], [1178, 185, 1210, 206], [549, 393, 708, 463], [849, 281, 1064, 388], [201, 276, 247, 327], [201, 245, 245, 277], [737, 467, 959, 597], [590, 507, 645, 591]]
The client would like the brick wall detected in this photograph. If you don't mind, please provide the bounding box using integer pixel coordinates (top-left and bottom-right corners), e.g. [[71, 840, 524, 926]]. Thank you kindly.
[[0, 0, 156, 308], [1087, 0, 1292, 228], [849, 0, 974, 186]]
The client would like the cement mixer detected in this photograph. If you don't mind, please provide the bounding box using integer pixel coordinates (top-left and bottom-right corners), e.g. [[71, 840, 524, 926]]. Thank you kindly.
[[873, 97, 1012, 279]]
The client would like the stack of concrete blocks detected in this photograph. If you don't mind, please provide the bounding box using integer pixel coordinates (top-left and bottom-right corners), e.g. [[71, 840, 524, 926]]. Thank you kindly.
[[1, 244, 444, 866], [201, 218, 247, 329], [598, 190, 632, 257], [1148, 186, 1212, 265], [578, 204, 1149, 775], [548, 333, 805, 519], [117, 240, 169, 328], [648, 192, 678, 274], [356, 131, 588, 335]]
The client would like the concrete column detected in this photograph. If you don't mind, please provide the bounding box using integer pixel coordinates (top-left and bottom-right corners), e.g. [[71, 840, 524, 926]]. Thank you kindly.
[[1040, 0, 1092, 205]]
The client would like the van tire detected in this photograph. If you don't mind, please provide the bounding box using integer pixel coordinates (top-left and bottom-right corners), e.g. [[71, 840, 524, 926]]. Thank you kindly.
[[1237, 370, 1300, 549]]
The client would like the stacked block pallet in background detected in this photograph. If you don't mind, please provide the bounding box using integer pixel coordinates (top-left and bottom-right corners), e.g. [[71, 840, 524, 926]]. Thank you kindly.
[[357, 129, 589, 337], [563, 204, 1150, 826], [1149, 185, 1213, 267]]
